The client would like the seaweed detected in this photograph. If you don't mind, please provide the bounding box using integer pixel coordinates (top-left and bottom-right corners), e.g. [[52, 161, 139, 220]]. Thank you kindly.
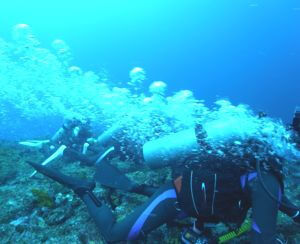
[[31, 188, 54, 208]]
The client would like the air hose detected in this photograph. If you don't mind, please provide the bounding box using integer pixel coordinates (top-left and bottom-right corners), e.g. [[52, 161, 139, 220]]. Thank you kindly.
[[256, 160, 299, 210], [218, 220, 252, 243], [195, 123, 299, 211]]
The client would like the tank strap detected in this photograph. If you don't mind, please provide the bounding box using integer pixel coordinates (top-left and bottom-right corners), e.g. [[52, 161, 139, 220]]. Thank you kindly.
[[211, 173, 217, 215], [190, 170, 200, 216], [174, 176, 183, 193]]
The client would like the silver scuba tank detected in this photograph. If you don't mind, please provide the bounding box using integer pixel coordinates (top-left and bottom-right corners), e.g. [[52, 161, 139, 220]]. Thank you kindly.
[[142, 120, 245, 169], [96, 124, 122, 146], [142, 127, 201, 168]]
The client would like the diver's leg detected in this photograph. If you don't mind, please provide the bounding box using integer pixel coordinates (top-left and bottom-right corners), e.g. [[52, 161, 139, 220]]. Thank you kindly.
[[81, 182, 178, 242], [130, 184, 158, 196], [27, 162, 178, 242], [63, 148, 96, 166], [82, 142, 90, 154], [28, 161, 96, 190], [279, 195, 300, 223], [30, 145, 67, 177], [279, 195, 298, 216], [95, 160, 158, 196], [250, 173, 281, 244], [64, 146, 116, 166]]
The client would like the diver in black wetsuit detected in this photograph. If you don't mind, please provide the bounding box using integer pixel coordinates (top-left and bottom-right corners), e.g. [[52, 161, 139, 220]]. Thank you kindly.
[[19, 117, 96, 177], [27, 138, 300, 244], [50, 117, 93, 151], [59, 121, 144, 167], [291, 107, 300, 148]]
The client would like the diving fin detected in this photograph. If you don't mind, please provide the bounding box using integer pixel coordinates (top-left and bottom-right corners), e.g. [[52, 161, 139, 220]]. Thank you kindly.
[[94, 161, 157, 196], [27, 161, 95, 191], [30, 145, 67, 177], [19, 139, 50, 149], [94, 160, 136, 192]]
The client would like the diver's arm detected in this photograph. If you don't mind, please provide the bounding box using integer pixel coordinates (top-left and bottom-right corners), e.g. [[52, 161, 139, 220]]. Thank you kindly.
[[82, 142, 90, 154], [279, 195, 300, 223], [250, 173, 281, 243], [50, 127, 65, 143], [51, 119, 79, 144]]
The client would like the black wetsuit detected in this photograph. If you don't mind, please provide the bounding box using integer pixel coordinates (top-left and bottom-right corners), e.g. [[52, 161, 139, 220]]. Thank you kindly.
[[32, 121, 300, 243], [51, 121, 92, 151], [62, 138, 142, 167], [63, 147, 103, 166], [77, 165, 298, 243]]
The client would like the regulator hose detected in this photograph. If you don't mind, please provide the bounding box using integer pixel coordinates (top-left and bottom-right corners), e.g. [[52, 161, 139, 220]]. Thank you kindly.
[[256, 160, 299, 210]]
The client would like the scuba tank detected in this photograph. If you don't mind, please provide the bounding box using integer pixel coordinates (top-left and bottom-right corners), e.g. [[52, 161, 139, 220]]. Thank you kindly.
[[142, 127, 201, 168], [142, 119, 251, 169]]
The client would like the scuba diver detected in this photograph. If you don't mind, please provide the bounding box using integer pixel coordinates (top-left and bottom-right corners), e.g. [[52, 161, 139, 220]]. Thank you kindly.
[[50, 117, 92, 150], [57, 122, 143, 168], [292, 107, 300, 133], [27, 123, 300, 244], [63, 85, 197, 169], [19, 117, 94, 176], [19, 117, 92, 151], [291, 106, 300, 148]]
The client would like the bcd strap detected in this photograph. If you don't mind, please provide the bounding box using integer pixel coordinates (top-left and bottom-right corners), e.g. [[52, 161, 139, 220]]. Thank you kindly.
[[174, 176, 183, 194]]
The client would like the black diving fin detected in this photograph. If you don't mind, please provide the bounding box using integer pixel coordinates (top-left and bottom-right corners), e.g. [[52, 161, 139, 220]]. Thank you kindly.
[[27, 161, 95, 192], [94, 161, 157, 196], [94, 160, 136, 192]]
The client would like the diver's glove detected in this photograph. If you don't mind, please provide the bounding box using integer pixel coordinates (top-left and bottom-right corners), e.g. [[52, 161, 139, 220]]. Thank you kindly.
[[180, 227, 211, 244], [292, 210, 300, 224], [82, 142, 90, 154], [275, 234, 288, 244]]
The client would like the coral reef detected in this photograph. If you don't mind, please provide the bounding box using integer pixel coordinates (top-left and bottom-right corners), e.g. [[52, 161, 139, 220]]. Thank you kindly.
[[31, 189, 55, 208], [0, 141, 299, 243]]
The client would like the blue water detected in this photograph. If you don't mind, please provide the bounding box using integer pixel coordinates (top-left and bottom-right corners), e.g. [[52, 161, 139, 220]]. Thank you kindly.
[[0, 0, 299, 140]]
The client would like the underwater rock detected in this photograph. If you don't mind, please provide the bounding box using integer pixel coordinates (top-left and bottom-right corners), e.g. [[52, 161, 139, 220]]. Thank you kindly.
[[9, 216, 29, 226], [0, 186, 33, 225], [45, 202, 74, 226], [0, 143, 19, 185], [55, 192, 74, 205], [0, 170, 17, 185], [77, 231, 88, 244], [10, 216, 30, 233], [292, 172, 300, 178], [31, 188, 55, 208], [0, 141, 299, 243]]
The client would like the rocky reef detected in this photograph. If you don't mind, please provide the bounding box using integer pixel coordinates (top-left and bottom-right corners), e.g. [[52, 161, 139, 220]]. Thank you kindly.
[[0, 141, 299, 243]]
